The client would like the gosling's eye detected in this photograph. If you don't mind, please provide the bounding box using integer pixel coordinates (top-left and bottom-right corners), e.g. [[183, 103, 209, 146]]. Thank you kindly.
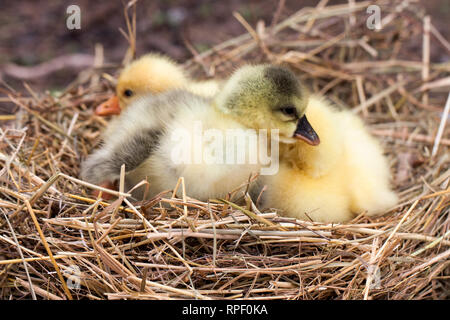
[[280, 106, 297, 117], [123, 89, 133, 97]]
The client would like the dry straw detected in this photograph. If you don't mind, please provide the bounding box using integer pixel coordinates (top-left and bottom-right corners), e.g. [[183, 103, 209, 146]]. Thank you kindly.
[[0, 0, 449, 299]]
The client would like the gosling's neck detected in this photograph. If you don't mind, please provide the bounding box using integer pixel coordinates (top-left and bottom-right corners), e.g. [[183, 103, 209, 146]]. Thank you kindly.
[[211, 97, 237, 121]]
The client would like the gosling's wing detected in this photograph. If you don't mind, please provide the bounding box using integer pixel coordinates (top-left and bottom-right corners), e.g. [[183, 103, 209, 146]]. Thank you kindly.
[[80, 128, 162, 185], [81, 90, 207, 185], [108, 128, 163, 173]]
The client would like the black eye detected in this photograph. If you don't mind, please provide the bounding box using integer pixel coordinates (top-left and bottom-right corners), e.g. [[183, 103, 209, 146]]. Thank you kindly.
[[123, 89, 133, 97], [280, 106, 297, 117]]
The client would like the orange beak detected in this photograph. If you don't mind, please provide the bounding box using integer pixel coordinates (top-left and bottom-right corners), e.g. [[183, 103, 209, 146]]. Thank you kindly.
[[95, 96, 121, 116]]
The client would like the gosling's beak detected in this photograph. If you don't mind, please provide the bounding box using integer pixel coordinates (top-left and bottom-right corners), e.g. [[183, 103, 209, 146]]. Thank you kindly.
[[293, 115, 320, 146], [95, 96, 121, 116]]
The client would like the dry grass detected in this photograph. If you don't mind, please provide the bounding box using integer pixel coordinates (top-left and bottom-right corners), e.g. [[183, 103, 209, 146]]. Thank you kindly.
[[0, 0, 449, 300]]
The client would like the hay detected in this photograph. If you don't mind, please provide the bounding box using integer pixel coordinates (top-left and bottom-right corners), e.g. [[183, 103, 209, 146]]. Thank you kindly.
[[0, 0, 449, 300]]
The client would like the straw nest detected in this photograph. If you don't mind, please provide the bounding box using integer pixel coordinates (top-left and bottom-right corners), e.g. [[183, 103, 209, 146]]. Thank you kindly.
[[1, 0, 449, 300]]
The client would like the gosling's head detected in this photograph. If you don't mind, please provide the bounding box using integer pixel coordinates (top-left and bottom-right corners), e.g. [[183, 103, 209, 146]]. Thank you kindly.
[[215, 64, 320, 145], [95, 53, 187, 116]]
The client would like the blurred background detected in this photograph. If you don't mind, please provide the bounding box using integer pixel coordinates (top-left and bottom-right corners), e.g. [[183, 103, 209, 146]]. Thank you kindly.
[[0, 0, 448, 103]]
